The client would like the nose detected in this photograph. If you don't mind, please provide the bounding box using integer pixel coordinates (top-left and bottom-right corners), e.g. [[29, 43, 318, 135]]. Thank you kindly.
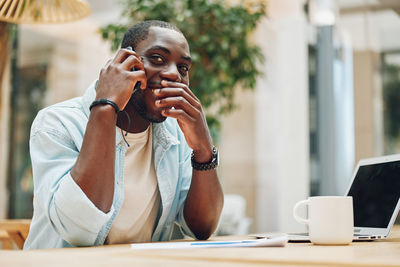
[[160, 64, 181, 82]]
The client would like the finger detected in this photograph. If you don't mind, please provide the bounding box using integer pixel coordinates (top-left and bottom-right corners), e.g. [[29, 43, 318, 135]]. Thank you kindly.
[[127, 70, 147, 90], [121, 54, 145, 72], [161, 108, 194, 124], [161, 80, 198, 101], [155, 96, 199, 118], [154, 87, 200, 108], [114, 48, 138, 64], [101, 59, 113, 74]]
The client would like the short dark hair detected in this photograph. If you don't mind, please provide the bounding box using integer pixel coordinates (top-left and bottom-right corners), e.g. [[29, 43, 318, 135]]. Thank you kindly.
[[121, 20, 183, 50]]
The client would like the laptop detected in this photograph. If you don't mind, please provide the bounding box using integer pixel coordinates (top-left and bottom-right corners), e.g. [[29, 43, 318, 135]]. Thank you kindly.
[[258, 154, 400, 242]]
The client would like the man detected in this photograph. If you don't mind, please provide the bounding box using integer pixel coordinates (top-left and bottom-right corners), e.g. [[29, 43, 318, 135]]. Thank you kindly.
[[24, 20, 223, 249]]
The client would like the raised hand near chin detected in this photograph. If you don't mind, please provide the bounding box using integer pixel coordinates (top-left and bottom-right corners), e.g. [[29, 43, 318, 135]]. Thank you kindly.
[[154, 80, 214, 162]]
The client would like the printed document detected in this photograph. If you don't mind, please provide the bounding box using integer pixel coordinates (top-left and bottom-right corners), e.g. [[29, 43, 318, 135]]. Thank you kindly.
[[130, 235, 287, 250]]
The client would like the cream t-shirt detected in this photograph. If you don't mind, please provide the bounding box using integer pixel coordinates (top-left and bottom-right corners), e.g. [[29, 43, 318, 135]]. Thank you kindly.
[[106, 125, 160, 244]]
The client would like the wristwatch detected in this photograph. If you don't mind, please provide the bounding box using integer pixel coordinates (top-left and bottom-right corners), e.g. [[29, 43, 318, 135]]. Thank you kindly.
[[191, 146, 219, 171]]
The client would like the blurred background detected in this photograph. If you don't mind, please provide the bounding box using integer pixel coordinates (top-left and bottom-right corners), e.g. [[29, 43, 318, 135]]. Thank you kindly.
[[0, 0, 400, 236]]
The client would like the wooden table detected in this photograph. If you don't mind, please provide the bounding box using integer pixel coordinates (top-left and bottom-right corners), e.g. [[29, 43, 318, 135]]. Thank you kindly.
[[1, 226, 399, 266], [0, 219, 30, 249]]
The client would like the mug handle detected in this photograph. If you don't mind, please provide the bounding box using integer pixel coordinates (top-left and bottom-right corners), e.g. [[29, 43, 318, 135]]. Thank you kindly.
[[293, 199, 310, 224]]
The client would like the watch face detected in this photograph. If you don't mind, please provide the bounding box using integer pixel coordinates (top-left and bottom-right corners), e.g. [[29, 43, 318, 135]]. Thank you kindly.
[[212, 147, 219, 164], [212, 147, 217, 159]]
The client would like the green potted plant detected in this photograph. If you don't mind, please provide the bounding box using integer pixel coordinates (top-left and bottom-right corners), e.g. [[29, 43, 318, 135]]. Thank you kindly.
[[101, 0, 266, 139]]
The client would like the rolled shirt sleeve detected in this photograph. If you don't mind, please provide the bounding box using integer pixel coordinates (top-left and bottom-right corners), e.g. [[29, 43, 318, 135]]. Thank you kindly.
[[50, 173, 114, 246], [29, 110, 113, 247]]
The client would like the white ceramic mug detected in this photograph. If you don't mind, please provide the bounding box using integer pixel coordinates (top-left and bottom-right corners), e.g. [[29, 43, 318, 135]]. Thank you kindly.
[[293, 196, 354, 245]]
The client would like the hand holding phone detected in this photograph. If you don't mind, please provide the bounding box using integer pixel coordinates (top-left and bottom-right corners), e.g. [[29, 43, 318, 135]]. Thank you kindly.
[[126, 46, 143, 94], [95, 46, 146, 111]]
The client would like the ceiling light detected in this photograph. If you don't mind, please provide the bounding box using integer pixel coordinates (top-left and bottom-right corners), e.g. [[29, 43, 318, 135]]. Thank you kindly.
[[0, 0, 91, 24]]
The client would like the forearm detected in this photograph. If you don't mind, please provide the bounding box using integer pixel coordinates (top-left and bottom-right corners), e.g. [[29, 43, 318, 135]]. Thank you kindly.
[[183, 169, 224, 240], [154, 79, 224, 239], [71, 105, 117, 212], [70, 48, 145, 213]]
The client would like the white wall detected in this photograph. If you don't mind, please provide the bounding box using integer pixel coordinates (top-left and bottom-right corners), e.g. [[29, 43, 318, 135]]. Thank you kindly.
[[337, 8, 400, 160], [338, 10, 400, 52], [0, 55, 10, 219], [254, 0, 309, 233]]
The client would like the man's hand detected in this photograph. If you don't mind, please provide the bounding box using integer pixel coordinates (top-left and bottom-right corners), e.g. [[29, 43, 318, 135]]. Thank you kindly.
[[154, 80, 214, 162], [96, 48, 147, 110]]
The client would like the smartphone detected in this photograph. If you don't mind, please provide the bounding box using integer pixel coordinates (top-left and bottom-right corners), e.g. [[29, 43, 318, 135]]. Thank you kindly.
[[126, 46, 142, 94]]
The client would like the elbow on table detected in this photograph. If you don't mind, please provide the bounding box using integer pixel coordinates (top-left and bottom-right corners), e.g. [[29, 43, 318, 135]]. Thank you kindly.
[[48, 210, 99, 247], [64, 233, 97, 247], [191, 217, 220, 240], [184, 196, 224, 241], [193, 228, 214, 240]]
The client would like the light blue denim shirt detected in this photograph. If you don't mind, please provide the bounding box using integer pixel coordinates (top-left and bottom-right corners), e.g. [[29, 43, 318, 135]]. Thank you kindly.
[[24, 81, 195, 249]]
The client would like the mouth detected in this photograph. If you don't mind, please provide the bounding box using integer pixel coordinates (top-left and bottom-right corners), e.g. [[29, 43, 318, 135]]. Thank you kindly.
[[147, 81, 162, 90], [145, 81, 165, 102]]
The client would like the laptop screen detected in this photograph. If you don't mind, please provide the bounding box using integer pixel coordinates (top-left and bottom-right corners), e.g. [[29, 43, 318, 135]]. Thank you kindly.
[[347, 160, 400, 228]]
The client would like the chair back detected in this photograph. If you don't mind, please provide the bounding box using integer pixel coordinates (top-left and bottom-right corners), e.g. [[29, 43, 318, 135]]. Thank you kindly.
[[0, 219, 31, 249]]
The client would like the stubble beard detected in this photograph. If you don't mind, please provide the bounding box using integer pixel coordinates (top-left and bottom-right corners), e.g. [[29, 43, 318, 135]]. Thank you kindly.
[[129, 87, 166, 123]]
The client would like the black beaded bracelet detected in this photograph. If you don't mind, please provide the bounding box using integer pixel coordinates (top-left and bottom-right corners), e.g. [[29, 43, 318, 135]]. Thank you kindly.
[[89, 98, 120, 114], [191, 146, 219, 171], [89, 98, 132, 147]]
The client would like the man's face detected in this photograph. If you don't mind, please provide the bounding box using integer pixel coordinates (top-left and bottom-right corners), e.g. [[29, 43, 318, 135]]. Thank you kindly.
[[130, 26, 191, 123]]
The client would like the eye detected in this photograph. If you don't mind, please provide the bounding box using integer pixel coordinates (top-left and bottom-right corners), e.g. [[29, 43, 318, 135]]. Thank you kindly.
[[178, 64, 190, 75], [149, 54, 165, 65]]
